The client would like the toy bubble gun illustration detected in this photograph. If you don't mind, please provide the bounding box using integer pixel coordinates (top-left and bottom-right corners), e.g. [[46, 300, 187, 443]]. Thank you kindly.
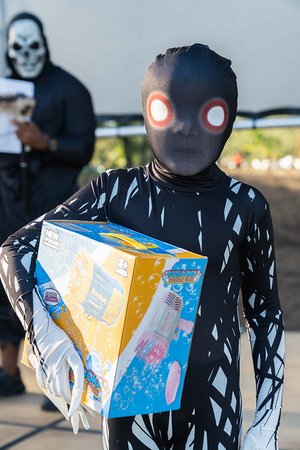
[[80, 261, 124, 326], [100, 232, 149, 251], [135, 291, 194, 365], [68, 249, 124, 325]]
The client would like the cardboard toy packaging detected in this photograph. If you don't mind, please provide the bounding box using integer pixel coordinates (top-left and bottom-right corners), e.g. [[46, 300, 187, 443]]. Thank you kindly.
[[23, 220, 208, 418]]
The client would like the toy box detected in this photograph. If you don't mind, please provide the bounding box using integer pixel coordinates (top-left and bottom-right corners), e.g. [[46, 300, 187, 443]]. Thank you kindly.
[[23, 220, 208, 418]]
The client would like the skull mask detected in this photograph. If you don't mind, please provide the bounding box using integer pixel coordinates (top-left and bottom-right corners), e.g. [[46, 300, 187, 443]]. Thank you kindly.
[[7, 19, 46, 79]]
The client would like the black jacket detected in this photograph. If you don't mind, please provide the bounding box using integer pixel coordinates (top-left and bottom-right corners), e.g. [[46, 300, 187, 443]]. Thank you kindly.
[[0, 63, 95, 242]]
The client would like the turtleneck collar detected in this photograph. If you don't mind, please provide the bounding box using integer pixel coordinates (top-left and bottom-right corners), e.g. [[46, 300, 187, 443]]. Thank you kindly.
[[147, 159, 227, 193]]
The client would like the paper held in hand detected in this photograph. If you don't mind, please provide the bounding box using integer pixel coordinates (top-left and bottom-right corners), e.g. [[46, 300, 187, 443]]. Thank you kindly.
[[0, 77, 35, 154]]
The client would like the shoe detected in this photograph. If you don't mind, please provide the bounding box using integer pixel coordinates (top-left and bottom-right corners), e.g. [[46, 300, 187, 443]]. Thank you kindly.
[[0, 367, 25, 396], [41, 396, 59, 412]]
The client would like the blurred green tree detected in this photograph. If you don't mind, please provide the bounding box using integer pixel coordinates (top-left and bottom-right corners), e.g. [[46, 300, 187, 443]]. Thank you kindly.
[[79, 119, 300, 186]]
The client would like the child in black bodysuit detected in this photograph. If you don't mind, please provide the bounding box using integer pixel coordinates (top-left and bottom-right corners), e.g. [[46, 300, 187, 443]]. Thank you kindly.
[[0, 44, 284, 449]]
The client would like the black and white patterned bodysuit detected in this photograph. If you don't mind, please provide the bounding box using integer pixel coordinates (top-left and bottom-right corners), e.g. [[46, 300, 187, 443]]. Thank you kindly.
[[0, 161, 284, 449]]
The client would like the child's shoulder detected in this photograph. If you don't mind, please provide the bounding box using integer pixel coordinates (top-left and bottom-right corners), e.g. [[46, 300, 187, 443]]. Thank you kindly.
[[225, 174, 269, 209]]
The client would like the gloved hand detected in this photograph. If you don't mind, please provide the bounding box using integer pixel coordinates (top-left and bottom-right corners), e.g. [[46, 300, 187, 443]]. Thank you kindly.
[[241, 408, 281, 450], [28, 288, 94, 433]]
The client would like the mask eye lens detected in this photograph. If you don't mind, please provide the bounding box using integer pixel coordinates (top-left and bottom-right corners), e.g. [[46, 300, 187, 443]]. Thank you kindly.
[[207, 106, 225, 126], [30, 41, 40, 50], [200, 99, 228, 133], [147, 92, 174, 129], [13, 43, 22, 51]]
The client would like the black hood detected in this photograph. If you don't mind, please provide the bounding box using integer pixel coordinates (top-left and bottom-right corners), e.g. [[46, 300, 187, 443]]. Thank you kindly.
[[142, 44, 238, 176]]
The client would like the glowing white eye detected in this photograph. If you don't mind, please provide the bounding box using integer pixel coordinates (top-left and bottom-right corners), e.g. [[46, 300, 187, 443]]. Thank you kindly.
[[200, 99, 229, 133], [147, 92, 174, 128], [207, 106, 225, 127], [150, 99, 168, 122]]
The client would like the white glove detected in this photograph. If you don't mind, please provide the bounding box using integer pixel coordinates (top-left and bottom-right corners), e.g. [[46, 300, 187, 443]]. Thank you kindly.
[[241, 408, 281, 450], [29, 288, 93, 433]]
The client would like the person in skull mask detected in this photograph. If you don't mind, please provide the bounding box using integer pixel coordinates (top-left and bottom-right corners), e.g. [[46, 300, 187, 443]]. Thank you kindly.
[[0, 12, 95, 400], [0, 44, 284, 448]]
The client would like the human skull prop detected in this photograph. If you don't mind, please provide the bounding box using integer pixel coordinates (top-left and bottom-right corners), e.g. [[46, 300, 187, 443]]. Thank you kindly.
[[8, 19, 46, 79]]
